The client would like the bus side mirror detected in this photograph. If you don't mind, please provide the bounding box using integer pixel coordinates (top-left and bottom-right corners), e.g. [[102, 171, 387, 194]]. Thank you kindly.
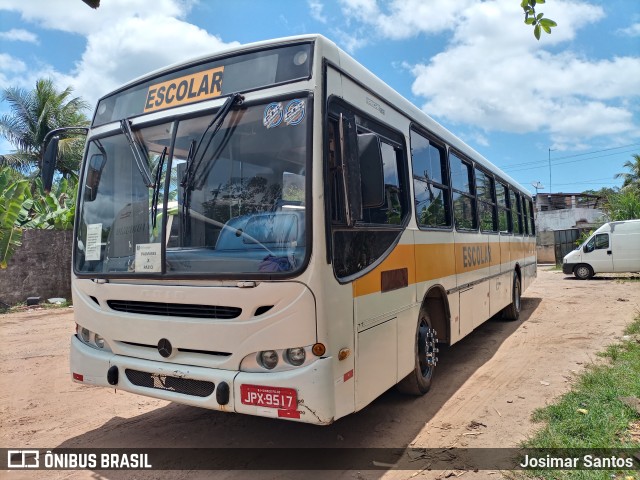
[[42, 136, 59, 192], [84, 153, 106, 202], [357, 133, 384, 209]]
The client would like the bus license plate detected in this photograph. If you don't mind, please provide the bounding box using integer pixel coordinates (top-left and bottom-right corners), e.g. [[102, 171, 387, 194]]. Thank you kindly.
[[240, 384, 297, 410]]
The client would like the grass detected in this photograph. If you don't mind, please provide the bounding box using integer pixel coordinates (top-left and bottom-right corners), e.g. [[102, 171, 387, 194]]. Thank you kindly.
[[522, 314, 640, 479]]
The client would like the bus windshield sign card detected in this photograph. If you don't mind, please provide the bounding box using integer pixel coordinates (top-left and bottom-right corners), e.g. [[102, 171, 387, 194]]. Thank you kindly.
[[144, 66, 224, 113]]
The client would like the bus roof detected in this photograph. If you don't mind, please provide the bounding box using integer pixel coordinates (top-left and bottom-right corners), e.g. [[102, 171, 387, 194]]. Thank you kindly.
[[105, 33, 530, 197]]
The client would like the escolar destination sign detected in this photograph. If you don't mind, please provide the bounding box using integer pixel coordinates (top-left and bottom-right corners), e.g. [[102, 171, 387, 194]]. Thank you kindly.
[[143, 66, 224, 113]]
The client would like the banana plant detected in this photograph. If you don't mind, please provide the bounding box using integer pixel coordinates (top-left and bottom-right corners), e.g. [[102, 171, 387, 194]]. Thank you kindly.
[[0, 170, 30, 268]]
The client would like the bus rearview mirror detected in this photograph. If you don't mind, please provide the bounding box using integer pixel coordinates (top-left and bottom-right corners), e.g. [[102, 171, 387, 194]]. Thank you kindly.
[[42, 136, 59, 192]]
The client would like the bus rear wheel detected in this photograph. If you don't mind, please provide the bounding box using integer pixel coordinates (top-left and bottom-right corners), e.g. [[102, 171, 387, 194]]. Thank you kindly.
[[502, 272, 521, 321], [397, 314, 438, 395]]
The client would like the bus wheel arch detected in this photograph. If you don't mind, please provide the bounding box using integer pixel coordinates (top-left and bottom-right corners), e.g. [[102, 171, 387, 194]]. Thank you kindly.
[[396, 286, 448, 396]]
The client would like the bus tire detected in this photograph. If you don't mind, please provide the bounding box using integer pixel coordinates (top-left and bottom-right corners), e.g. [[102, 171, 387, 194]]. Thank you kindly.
[[573, 264, 593, 280], [502, 272, 521, 321], [397, 313, 438, 396]]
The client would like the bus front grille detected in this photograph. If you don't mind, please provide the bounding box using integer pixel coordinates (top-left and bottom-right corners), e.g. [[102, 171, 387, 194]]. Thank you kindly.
[[107, 300, 241, 319], [125, 369, 215, 397]]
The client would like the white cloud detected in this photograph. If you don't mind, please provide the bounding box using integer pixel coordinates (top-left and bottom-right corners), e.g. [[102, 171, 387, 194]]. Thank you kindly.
[[0, 28, 38, 43], [333, 0, 640, 144], [0, 0, 187, 36], [0, 53, 26, 73], [617, 23, 640, 37], [338, 0, 476, 39], [308, 0, 327, 23], [0, 0, 239, 106], [406, 0, 639, 142]]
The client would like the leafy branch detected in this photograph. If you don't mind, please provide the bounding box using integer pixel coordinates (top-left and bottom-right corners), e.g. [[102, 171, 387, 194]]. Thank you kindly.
[[521, 0, 557, 40]]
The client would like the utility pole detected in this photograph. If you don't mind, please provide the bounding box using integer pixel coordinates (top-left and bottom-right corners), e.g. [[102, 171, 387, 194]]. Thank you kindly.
[[548, 148, 556, 193]]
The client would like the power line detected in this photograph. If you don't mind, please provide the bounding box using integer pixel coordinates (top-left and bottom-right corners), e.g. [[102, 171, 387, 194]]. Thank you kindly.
[[505, 149, 639, 173], [496, 142, 640, 170]]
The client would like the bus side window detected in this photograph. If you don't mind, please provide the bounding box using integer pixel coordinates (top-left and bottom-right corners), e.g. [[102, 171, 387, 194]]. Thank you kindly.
[[509, 189, 521, 234], [496, 182, 510, 232], [450, 152, 477, 230], [528, 199, 536, 235], [475, 168, 497, 232], [411, 130, 451, 228]]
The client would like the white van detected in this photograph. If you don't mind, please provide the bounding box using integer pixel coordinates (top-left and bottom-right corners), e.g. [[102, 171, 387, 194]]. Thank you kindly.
[[563, 219, 640, 279]]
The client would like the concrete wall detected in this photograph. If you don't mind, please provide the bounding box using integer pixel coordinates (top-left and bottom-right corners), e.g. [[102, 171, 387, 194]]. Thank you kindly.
[[536, 207, 605, 232], [0, 230, 73, 306], [536, 230, 556, 263]]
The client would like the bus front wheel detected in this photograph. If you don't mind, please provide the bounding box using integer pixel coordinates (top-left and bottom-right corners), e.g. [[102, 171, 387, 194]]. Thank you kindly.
[[397, 314, 438, 396], [502, 272, 521, 321]]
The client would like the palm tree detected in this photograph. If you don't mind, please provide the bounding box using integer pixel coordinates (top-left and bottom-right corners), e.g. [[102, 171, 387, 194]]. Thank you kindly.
[[614, 154, 640, 191], [0, 78, 89, 178]]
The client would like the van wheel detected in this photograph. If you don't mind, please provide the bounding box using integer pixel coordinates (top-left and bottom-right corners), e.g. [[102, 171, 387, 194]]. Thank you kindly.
[[574, 264, 593, 280], [397, 314, 438, 395], [502, 272, 521, 321]]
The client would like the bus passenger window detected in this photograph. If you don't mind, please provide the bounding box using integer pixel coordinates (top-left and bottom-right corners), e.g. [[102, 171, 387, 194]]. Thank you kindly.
[[509, 190, 523, 234], [411, 130, 450, 228], [496, 183, 510, 232], [476, 168, 497, 232], [450, 152, 477, 230]]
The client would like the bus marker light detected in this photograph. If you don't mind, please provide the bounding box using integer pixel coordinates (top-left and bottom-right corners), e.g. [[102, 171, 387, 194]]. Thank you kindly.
[[338, 348, 350, 361], [343, 369, 354, 382], [73, 373, 83, 382], [312, 343, 326, 357]]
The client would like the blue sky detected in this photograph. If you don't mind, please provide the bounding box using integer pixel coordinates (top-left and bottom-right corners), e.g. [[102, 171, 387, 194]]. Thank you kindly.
[[1, 0, 638, 194]]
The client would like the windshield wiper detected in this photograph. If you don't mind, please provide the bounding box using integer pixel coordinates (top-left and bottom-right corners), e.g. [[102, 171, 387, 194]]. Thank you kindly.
[[120, 119, 154, 187], [180, 92, 243, 191], [150, 146, 168, 230], [180, 93, 243, 238]]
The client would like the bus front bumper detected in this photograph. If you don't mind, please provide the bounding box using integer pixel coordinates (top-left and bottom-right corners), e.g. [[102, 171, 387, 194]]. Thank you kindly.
[[70, 335, 335, 425]]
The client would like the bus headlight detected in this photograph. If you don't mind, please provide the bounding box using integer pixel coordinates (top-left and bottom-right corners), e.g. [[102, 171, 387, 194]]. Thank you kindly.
[[240, 345, 319, 372], [285, 347, 305, 366], [76, 324, 111, 352], [94, 334, 105, 349], [80, 327, 91, 343], [259, 350, 279, 370]]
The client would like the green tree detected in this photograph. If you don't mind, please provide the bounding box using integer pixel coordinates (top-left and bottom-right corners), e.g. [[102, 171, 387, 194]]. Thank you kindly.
[[614, 153, 640, 192], [605, 189, 640, 221], [0, 78, 89, 177], [521, 0, 557, 39], [0, 166, 77, 268]]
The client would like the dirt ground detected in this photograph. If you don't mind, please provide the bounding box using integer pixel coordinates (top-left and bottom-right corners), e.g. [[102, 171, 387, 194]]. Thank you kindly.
[[1, 268, 639, 480]]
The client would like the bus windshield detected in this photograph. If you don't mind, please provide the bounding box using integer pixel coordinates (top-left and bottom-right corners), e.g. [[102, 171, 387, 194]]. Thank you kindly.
[[75, 96, 310, 277]]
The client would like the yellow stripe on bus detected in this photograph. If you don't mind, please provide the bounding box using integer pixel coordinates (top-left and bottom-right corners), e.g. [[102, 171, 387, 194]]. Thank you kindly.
[[352, 240, 535, 298]]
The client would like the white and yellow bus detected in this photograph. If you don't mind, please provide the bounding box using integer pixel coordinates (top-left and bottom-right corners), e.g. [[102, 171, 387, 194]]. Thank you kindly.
[[44, 35, 536, 425]]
